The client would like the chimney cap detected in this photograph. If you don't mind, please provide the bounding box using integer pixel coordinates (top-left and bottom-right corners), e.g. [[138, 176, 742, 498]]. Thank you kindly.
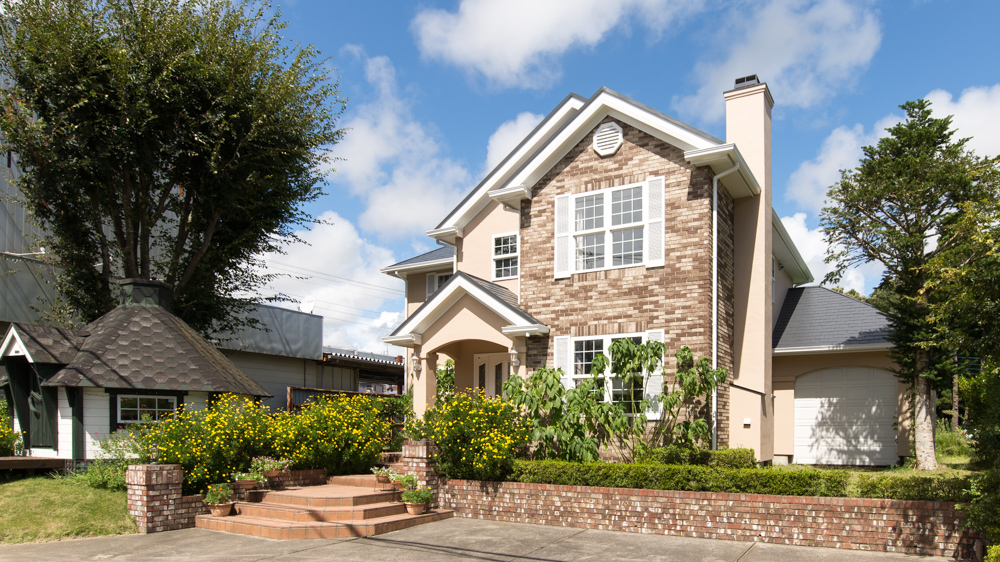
[[733, 75, 760, 90]]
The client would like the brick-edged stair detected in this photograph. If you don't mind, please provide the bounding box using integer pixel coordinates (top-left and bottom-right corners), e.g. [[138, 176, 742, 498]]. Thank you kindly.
[[195, 481, 451, 540]]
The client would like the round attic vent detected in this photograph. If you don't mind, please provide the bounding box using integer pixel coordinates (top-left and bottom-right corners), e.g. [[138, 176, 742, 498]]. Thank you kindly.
[[593, 121, 623, 157]]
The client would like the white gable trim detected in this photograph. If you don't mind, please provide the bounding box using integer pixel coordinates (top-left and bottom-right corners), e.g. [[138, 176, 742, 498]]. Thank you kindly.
[[772, 213, 814, 284], [384, 275, 548, 346], [772, 343, 891, 356], [0, 327, 34, 363], [683, 144, 760, 199]]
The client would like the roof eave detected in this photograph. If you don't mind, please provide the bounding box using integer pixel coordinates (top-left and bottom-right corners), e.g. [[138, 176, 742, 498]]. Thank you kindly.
[[683, 144, 761, 199], [426, 226, 463, 245], [380, 258, 454, 280], [773, 342, 891, 356], [772, 213, 814, 284]]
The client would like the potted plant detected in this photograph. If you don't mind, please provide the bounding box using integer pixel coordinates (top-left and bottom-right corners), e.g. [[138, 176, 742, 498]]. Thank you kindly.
[[232, 471, 258, 492], [204, 483, 234, 517], [252, 456, 291, 478], [400, 486, 433, 515], [371, 466, 397, 490]]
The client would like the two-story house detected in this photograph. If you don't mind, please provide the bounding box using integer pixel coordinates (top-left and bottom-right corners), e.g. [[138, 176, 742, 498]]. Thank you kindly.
[[382, 77, 906, 466]]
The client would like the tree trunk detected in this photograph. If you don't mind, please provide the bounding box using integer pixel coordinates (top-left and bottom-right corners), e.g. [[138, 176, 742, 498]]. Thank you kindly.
[[952, 372, 960, 432], [913, 374, 938, 470]]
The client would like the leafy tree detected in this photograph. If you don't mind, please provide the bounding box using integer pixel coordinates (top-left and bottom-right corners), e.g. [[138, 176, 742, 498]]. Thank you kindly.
[[0, 0, 345, 334], [821, 99, 991, 470], [436, 359, 456, 399]]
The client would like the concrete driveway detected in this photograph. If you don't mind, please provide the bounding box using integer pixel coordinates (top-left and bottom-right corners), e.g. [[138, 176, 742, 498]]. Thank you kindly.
[[0, 518, 957, 562]]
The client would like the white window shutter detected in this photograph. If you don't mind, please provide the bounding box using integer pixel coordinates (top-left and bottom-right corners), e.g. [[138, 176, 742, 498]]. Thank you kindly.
[[645, 329, 665, 419], [425, 273, 437, 299], [646, 176, 665, 268], [553, 336, 571, 388], [554, 194, 571, 279]]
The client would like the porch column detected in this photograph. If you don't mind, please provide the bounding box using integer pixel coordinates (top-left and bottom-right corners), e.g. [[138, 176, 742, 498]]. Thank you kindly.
[[412, 351, 438, 417], [511, 340, 527, 380]]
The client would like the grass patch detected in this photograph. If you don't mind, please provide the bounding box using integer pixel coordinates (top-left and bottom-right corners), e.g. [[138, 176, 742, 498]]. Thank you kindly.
[[0, 474, 137, 544]]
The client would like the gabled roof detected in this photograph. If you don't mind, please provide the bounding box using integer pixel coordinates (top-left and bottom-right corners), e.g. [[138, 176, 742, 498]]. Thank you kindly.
[[773, 287, 890, 355], [381, 246, 455, 279], [429, 87, 761, 245], [384, 271, 547, 347], [0, 323, 85, 365]]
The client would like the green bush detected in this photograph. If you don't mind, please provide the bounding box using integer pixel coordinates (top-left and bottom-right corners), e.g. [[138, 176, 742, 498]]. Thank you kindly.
[[961, 363, 1000, 468], [422, 390, 529, 481], [635, 445, 756, 469], [961, 469, 1000, 546], [0, 400, 21, 456], [84, 426, 148, 491], [270, 394, 389, 476], [987, 544, 1000, 562], [855, 474, 973, 502], [935, 420, 974, 457], [511, 460, 850, 497]]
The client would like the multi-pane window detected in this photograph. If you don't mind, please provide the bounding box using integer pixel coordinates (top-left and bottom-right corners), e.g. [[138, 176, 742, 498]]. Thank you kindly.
[[493, 234, 518, 279], [426, 273, 452, 299], [573, 338, 605, 397], [572, 183, 645, 272], [610, 336, 644, 411], [118, 395, 176, 423], [570, 335, 647, 406]]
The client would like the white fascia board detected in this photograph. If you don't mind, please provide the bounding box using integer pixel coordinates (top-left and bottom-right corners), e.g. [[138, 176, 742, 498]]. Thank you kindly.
[[431, 96, 586, 240], [379, 258, 454, 280], [426, 226, 463, 245], [501, 325, 550, 337], [771, 213, 814, 284], [506, 93, 721, 191], [487, 184, 532, 209], [0, 327, 33, 362], [392, 276, 543, 339], [683, 144, 761, 199], [772, 342, 892, 356], [382, 334, 421, 347]]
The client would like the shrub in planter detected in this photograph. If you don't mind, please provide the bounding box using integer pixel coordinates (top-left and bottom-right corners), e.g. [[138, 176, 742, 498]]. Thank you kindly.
[[422, 390, 529, 481], [635, 445, 756, 469], [270, 394, 389, 475], [511, 460, 850, 497]]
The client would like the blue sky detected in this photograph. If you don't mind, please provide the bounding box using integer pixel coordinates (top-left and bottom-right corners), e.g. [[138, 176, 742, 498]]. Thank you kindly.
[[257, 0, 1000, 354]]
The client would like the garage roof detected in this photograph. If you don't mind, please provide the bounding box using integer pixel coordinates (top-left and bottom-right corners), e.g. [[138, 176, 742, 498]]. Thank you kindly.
[[773, 287, 891, 354]]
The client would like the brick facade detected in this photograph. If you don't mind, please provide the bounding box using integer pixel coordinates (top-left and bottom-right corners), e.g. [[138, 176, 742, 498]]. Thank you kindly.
[[520, 118, 735, 446], [402, 439, 441, 507], [439, 479, 978, 559]]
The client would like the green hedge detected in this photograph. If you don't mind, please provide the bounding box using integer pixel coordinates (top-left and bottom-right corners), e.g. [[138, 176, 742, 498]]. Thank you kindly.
[[855, 474, 974, 503], [635, 445, 756, 469], [510, 460, 850, 497]]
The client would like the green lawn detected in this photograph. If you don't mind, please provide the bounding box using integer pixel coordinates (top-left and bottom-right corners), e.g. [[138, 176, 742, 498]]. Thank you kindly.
[[0, 475, 137, 544]]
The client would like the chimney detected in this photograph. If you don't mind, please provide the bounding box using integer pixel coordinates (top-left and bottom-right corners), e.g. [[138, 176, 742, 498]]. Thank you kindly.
[[117, 278, 173, 311], [723, 74, 773, 194]]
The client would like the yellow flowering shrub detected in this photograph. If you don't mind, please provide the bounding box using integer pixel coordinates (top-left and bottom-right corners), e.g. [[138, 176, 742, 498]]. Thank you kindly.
[[422, 390, 529, 481], [0, 401, 21, 456]]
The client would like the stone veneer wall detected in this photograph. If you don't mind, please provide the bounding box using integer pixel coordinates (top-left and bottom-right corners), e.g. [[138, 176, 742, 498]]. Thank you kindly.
[[520, 118, 736, 447], [439, 479, 978, 559], [125, 465, 326, 533]]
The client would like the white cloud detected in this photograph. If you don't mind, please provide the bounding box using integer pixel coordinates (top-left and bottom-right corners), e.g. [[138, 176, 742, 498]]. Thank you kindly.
[[673, 0, 881, 123], [925, 84, 1000, 157], [484, 112, 543, 174], [328, 52, 472, 239], [411, 0, 704, 89], [260, 211, 404, 353], [785, 114, 900, 214], [781, 212, 884, 294]]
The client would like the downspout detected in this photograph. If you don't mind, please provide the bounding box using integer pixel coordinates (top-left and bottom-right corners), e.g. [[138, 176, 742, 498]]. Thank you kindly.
[[712, 161, 740, 450]]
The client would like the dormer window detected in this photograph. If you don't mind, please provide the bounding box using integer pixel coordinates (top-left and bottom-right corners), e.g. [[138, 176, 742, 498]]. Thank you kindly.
[[493, 233, 519, 280]]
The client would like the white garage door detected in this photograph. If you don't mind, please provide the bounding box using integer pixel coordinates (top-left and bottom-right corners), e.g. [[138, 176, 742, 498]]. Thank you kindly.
[[794, 366, 898, 465]]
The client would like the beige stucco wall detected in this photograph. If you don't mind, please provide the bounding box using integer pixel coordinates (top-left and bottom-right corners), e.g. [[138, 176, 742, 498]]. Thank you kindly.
[[726, 84, 774, 461], [455, 199, 519, 293], [772, 351, 911, 460], [405, 266, 455, 316]]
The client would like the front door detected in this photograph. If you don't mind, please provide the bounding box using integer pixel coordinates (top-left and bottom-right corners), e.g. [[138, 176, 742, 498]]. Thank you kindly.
[[473, 353, 509, 398]]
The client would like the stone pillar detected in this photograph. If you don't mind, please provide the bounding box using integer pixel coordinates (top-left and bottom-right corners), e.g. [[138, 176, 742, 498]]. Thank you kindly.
[[402, 439, 440, 507], [126, 464, 184, 533]]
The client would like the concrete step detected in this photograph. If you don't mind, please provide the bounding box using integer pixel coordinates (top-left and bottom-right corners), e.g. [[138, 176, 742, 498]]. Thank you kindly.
[[195, 509, 453, 540], [327, 474, 403, 490], [261, 484, 398, 508], [235, 500, 406, 522]]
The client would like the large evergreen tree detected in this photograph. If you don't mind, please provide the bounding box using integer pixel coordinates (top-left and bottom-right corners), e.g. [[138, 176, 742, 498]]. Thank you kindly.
[[0, 0, 345, 334], [822, 99, 990, 470]]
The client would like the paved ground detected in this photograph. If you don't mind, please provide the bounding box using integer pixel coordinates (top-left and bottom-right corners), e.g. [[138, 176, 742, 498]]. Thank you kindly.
[[0, 518, 956, 561]]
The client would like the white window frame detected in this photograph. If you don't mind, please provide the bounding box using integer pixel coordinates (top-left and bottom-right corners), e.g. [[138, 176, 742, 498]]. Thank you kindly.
[[569, 332, 647, 405], [117, 394, 177, 424], [492, 232, 519, 281], [425, 272, 452, 299], [568, 180, 652, 274]]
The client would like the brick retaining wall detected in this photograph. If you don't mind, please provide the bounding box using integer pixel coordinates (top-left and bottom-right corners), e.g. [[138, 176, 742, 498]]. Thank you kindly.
[[440, 480, 978, 559]]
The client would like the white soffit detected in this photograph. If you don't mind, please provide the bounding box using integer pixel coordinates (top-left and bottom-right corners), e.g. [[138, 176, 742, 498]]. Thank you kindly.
[[683, 144, 760, 199], [429, 94, 587, 242], [773, 342, 892, 356], [379, 258, 454, 279], [772, 213, 814, 284]]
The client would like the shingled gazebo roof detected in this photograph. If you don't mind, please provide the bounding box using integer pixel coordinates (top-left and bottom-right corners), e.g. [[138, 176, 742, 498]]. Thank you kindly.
[[2, 279, 270, 397]]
